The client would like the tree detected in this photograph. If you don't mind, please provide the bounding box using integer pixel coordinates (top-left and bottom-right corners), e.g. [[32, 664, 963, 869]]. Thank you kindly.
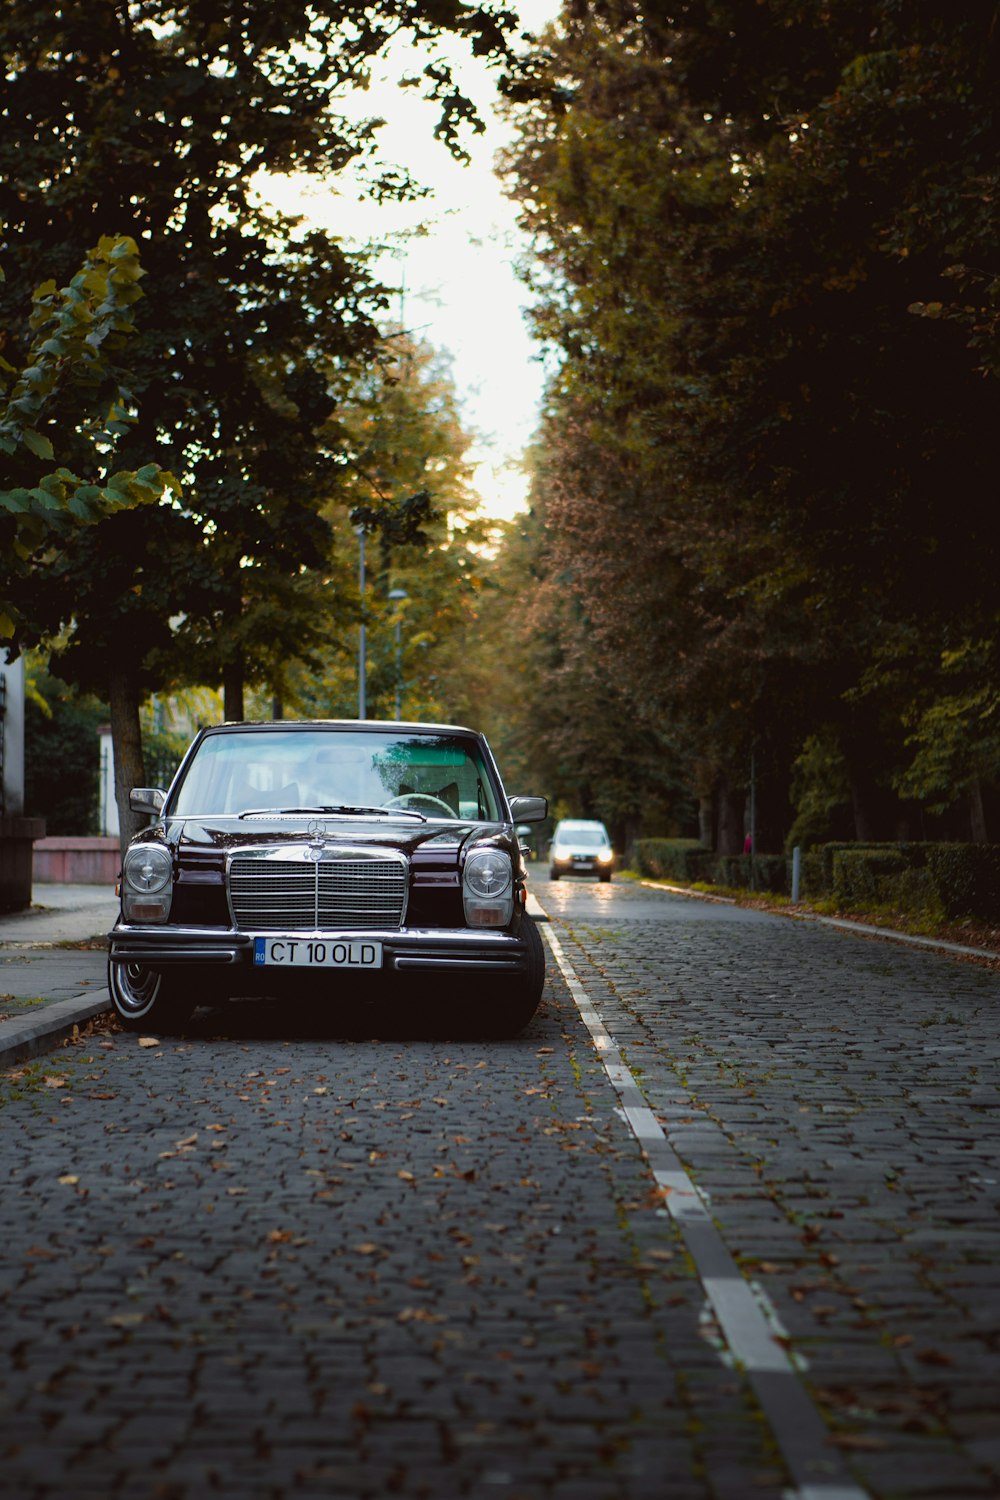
[[0, 233, 176, 639], [499, 0, 1000, 847], [0, 0, 519, 846], [23, 666, 107, 836], [287, 332, 497, 724]]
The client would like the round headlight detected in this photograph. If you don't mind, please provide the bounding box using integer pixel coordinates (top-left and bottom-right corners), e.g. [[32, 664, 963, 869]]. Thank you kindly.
[[464, 848, 512, 899], [123, 844, 172, 895]]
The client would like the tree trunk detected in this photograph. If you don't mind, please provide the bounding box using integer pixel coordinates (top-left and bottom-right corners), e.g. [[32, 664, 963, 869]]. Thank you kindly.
[[697, 796, 714, 848], [850, 777, 877, 842], [969, 775, 988, 843], [223, 658, 244, 723], [715, 777, 745, 855], [109, 668, 146, 858], [694, 760, 715, 847]]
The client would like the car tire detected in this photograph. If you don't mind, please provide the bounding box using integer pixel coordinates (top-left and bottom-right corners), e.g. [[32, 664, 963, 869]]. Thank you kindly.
[[549, 868, 560, 881], [599, 871, 612, 883], [480, 916, 546, 1038], [107, 960, 197, 1033]]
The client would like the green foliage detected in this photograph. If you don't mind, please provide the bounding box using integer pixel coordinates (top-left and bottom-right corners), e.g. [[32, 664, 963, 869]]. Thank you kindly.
[[892, 638, 1000, 816], [635, 841, 789, 895], [786, 730, 854, 852], [499, 0, 1000, 847], [142, 728, 190, 793], [23, 676, 106, 835], [0, 235, 177, 640], [634, 840, 711, 883], [832, 848, 912, 911], [473, 442, 699, 845], [924, 844, 1000, 923], [285, 332, 494, 723], [0, 0, 519, 713], [806, 840, 1000, 921]]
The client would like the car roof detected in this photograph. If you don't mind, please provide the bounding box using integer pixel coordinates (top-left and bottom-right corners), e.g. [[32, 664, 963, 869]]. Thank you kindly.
[[556, 819, 608, 831], [201, 719, 482, 737]]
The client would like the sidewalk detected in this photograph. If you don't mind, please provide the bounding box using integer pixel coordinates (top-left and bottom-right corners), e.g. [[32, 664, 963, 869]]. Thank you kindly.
[[0, 883, 119, 1067]]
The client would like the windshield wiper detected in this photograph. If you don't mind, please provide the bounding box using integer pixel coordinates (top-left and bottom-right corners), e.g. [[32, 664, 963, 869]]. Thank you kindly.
[[237, 804, 425, 820]]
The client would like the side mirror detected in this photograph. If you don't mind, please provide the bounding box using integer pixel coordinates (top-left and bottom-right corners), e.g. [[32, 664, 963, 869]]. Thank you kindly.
[[129, 787, 166, 816], [509, 795, 548, 823]]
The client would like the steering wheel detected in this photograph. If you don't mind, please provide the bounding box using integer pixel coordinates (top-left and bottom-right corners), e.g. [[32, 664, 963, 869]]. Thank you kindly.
[[383, 793, 456, 817]]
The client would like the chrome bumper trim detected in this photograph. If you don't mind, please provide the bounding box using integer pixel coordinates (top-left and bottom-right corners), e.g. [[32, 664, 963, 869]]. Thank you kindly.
[[108, 924, 529, 973], [393, 956, 524, 971]]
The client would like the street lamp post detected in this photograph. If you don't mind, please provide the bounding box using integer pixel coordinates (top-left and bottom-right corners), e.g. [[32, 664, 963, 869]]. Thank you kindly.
[[357, 526, 366, 719], [388, 588, 408, 721]]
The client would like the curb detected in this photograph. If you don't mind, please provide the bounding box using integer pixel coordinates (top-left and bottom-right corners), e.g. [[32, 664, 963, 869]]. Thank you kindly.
[[0, 993, 113, 1070], [638, 878, 1000, 962]]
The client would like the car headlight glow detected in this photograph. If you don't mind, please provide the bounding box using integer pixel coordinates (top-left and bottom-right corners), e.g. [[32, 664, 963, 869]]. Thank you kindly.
[[463, 847, 513, 927]]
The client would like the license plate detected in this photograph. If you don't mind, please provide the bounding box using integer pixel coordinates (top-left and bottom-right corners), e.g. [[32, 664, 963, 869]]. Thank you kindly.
[[253, 937, 383, 969]]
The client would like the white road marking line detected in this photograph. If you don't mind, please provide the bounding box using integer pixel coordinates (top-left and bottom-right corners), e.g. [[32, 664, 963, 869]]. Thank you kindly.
[[540, 918, 871, 1500], [702, 1277, 794, 1373]]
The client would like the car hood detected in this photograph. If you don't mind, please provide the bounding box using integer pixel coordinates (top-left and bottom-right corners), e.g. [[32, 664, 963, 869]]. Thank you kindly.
[[158, 814, 506, 860]]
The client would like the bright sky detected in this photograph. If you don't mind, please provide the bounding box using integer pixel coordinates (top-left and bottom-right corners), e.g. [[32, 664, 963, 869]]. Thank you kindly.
[[258, 2, 559, 522]]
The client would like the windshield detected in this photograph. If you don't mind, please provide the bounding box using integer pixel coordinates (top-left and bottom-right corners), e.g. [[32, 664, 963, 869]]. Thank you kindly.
[[557, 828, 607, 848], [170, 729, 504, 820]]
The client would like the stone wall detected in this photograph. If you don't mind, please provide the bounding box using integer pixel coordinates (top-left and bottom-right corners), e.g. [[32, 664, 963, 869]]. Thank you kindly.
[[32, 836, 120, 885]]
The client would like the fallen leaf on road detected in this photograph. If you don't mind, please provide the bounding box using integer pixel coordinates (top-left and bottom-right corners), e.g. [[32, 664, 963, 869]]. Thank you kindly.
[[138, 1037, 160, 1049], [58, 1175, 79, 1186]]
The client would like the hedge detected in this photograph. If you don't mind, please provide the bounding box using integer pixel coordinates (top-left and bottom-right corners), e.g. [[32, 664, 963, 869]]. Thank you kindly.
[[924, 844, 1000, 920], [633, 838, 1000, 921], [634, 840, 787, 893], [820, 842, 1000, 920], [633, 839, 712, 883]]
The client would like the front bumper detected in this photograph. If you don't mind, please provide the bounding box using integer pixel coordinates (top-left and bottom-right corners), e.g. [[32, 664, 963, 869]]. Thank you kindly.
[[108, 923, 532, 976]]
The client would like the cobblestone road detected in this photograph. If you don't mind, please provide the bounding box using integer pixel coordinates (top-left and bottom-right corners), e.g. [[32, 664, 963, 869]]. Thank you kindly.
[[1, 876, 998, 1499]]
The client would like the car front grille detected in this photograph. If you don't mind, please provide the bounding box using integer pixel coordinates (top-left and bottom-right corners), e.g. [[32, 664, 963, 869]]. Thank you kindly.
[[229, 856, 407, 931]]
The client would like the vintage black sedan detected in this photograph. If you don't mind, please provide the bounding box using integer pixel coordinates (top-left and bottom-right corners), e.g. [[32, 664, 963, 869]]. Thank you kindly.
[[108, 720, 548, 1035]]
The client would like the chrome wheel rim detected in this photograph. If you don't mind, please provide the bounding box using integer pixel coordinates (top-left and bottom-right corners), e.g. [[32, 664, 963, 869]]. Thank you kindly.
[[112, 962, 160, 1017]]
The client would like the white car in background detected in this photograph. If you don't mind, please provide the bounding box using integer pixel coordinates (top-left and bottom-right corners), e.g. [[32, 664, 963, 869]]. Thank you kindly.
[[549, 819, 614, 882]]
